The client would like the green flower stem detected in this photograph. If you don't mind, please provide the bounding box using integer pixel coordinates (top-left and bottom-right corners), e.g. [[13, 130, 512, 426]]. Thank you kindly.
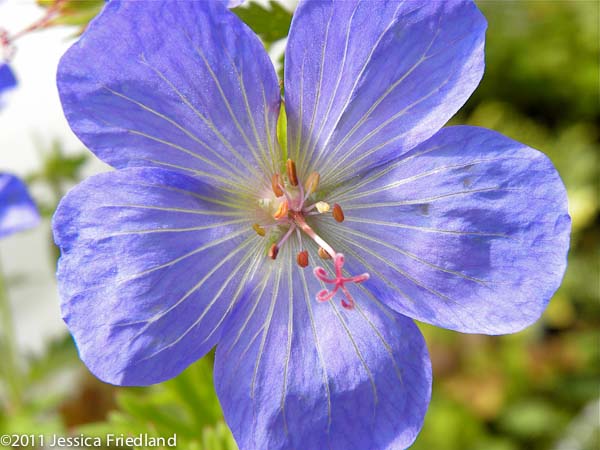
[[0, 257, 23, 411]]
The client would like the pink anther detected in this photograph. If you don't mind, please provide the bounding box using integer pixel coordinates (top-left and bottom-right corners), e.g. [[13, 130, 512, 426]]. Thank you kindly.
[[313, 253, 369, 310]]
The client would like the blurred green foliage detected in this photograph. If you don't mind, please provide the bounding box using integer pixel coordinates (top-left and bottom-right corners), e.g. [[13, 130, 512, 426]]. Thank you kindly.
[[26, 139, 88, 218], [37, 0, 104, 32], [78, 354, 237, 450], [234, 1, 292, 48], [1, 1, 598, 450]]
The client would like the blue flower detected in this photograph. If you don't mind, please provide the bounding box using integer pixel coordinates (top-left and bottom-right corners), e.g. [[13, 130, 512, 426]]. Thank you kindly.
[[53, 1, 570, 448], [0, 173, 39, 238], [0, 63, 17, 107]]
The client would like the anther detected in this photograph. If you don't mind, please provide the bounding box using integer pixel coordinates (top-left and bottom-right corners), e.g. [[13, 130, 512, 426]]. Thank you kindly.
[[318, 247, 332, 259], [315, 201, 330, 213], [286, 159, 298, 186], [268, 244, 279, 260], [297, 250, 309, 268], [271, 173, 284, 197], [273, 200, 289, 220], [332, 203, 345, 223], [252, 223, 266, 237], [304, 172, 320, 194]]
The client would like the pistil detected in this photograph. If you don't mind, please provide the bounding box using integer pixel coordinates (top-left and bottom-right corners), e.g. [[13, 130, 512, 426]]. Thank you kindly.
[[314, 254, 370, 310], [290, 211, 336, 258]]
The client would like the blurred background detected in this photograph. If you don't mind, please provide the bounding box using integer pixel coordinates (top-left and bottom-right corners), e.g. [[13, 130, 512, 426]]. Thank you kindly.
[[0, 1, 598, 449]]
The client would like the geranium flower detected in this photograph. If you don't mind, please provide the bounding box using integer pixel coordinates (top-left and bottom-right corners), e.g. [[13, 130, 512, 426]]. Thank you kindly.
[[0, 63, 17, 106], [0, 173, 39, 238], [53, 1, 570, 448]]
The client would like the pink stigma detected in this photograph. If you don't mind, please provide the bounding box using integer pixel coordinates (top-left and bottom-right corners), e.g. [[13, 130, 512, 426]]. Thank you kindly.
[[313, 253, 370, 310]]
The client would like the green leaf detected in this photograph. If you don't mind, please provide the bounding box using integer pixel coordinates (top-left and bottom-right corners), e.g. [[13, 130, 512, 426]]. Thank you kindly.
[[234, 1, 292, 46]]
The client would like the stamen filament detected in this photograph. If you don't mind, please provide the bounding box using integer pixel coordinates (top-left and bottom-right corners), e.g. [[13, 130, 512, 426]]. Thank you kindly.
[[304, 172, 320, 195], [277, 223, 297, 249]]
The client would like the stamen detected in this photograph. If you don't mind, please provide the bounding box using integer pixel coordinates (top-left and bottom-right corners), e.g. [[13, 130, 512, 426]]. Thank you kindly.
[[295, 226, 303, 249], [304, 172, 320, 195], [273, 200, 289, 220], [252, 223, 266, 237], [268, 243, 279, 260], [286, 159, 298, 186], [318, 247, 332, 259], [315, 201, 330, 213], [272, 173, 284, 197], [277, 223, 297, 250], [332, 203, 345, 223], [313, 254, 370, 310], [297, 250, 309, 268]]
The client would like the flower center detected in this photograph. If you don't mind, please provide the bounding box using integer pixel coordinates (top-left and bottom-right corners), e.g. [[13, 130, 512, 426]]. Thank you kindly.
[[253, 159, 369, 310]]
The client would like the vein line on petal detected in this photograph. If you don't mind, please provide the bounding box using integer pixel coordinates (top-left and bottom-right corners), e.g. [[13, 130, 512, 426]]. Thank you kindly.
[[335, 157, 522, 203], [343, 217, 516, 239], [121, 238, 258, 365], [299, 261, 332, 430], [104, 218, 250, 238], [291, 53, 307, 166], [297, 6, 334, 174], [101, 86, 246, 181], [96, 123, 252, 193], [218, 42, 274, 176], [100, 203, 244, 217], [318, 9, 441, 175], [329, 300, 378, 410], [352, 301, 404, 388], [112, 236, 256, 331], [345, 187, 524, 210], [304, 2, 359, 173], [183, 31, 265, 171], [328, 144, 443, 200], [314, 0, 411, 168], [116, 128, 251, 192], [251, 267, 282, 399], [137, 55, 264, 180], [280, 255, 294, 436], [328, 23, 485, 186], [335, 236, 469, 330], [261, 86, 278, 174], [70, 228, 252, 299], [193, 242, 264, 349], [228, 266, 273, 357], [340, 225, 489, 286], [133, 181, 251, 211], [325, 233, 413, 304], [325, 64, 455, 186], [138, 158, 255, 196], [344, 233, 467, 306]]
